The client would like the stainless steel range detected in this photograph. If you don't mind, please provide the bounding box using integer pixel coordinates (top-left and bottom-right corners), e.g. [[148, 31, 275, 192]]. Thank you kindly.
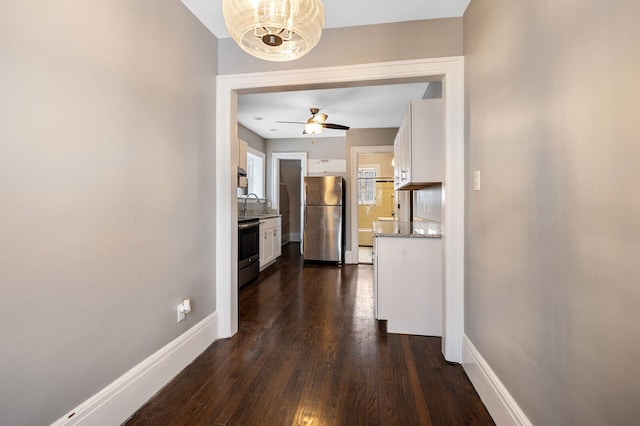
[[238, 216, 260, 287]]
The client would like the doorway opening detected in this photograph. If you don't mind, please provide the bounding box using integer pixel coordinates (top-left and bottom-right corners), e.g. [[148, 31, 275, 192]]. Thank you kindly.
[[216, 57, 465, 362], [271, 152, 307, 255], [351, 146, 395, 264]]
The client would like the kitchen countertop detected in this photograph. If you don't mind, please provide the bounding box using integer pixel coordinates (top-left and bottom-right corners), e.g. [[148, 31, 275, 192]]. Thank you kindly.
[[238, 213, 281, 222], [373, 220, 442, 238]]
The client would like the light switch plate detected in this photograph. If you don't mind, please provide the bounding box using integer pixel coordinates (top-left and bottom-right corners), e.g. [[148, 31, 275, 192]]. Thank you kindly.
[[473, 170, 481, 191]]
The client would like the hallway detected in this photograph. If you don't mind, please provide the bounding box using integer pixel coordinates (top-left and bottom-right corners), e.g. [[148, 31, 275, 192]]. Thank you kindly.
[[125, 243, 493, 425]]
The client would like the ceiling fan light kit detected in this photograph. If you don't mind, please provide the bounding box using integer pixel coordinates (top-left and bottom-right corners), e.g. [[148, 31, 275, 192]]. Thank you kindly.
[[278, 107, 351, 135], [222, 0, 325, 62], [304, 122, 323, 135]]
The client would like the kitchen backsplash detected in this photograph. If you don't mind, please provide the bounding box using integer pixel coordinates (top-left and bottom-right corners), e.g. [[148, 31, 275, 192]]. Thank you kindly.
[[237, 197, 275, 216], [413, 183, 442, 223]]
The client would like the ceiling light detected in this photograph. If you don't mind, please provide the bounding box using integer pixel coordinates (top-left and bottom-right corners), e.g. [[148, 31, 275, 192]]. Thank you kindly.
[[222, 0, 325, 62], [304, 122, 322, 135]]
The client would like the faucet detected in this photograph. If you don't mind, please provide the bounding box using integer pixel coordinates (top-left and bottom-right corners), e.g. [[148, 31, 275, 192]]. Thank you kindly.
[[242, 193, 260, 216]]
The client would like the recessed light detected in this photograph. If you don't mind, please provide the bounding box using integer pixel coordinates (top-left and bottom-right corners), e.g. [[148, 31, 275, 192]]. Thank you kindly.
[[270, 129, 278, 132], [254, 116, 264, 121]]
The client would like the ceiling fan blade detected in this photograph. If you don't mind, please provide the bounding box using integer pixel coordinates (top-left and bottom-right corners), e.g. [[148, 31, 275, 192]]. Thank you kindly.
[[322, 123, 350, 131], [276, 121, 306, 125]]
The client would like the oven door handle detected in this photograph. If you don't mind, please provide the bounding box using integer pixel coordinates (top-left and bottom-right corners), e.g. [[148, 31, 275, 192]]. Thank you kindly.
[[238, 222, 259, 229]]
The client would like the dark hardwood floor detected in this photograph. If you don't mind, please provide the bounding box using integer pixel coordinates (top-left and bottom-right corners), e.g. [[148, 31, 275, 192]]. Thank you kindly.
[[125, 243, 494, 426]]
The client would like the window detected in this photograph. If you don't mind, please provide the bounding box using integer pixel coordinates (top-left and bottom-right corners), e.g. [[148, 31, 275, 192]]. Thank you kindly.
[[358, 167, 377, 205], [246, 147, 265, 198]]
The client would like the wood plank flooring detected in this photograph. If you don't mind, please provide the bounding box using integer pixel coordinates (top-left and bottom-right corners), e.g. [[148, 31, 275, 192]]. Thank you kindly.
[[125, 243, 494, 426]]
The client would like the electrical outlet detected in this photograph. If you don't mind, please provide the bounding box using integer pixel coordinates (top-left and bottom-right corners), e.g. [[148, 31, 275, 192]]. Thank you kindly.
[[177, 298, 191, 322]]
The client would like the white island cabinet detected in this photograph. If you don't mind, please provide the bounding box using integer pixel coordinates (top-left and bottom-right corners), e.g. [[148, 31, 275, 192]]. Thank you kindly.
[[259, 216, 281, 271], [374, 235, 442, 336]]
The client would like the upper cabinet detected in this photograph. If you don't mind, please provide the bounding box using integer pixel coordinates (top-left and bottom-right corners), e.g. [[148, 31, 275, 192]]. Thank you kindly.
[[394, 99, 443, 190], [238, 139, 248, 171], [238, 139, 249, 189]]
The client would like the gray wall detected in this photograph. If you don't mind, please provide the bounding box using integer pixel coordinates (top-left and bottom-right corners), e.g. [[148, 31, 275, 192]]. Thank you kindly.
[[0, 2, 218, 425], [265, 137, 346, 201], [423, 81, 443, 99], [238, 123, 266, 153], [218, 18, 463, 75], [464, 1, 640, 424], [358, 153, 395, 178]]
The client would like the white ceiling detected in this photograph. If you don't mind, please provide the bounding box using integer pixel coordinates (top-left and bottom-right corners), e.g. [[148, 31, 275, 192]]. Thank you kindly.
[[180, 0, 471, 39], [180, 0, 468, 140], [238, 83, 432, 139]]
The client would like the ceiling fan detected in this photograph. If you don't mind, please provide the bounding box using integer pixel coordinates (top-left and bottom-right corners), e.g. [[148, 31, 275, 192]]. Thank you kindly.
[[277, 108, 350, 135]]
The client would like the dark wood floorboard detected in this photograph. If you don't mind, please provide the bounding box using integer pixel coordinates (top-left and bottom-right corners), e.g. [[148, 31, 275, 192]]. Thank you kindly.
[[125, 243, 494, 426]]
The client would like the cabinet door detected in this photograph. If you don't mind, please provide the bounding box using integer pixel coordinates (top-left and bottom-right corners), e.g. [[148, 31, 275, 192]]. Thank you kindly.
[[393, 132, 401, 190], [264, 228, 274, 264], [410, 99, 443, 184], [259, 224, 267, 269], [394, 99, 443, 190], [273, 226, 282, 258], [399, 104, 411, 186], [238, 139, 248, 170]]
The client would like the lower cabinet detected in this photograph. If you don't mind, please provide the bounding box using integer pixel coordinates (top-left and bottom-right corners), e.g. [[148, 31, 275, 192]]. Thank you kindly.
[[260, 216, 282, 271], [374, 236, 442, 336]]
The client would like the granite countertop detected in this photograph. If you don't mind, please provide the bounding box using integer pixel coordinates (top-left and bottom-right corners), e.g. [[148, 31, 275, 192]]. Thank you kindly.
[[373, 220, 442, 238], [238, 213, 281, 222], [256, 213, 281, 219]]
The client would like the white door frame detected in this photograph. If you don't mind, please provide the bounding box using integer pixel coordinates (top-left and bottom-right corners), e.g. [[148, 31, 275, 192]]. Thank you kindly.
[[271, 152, 307, 254], [350, 145, 394, 262], [216, 57, 465, 362]]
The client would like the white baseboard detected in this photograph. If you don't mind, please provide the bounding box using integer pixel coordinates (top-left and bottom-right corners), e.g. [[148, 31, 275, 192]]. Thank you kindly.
[[52, 312, 219, 426], [462, 335, 532, 426]]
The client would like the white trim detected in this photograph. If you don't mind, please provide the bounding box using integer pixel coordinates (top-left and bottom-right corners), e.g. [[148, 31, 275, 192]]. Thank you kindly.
[[247, 145, 264, 157], [462, 335, 532, 426], [246, 145, 265, 198], [216, 88, 237, 338], [349, 145, 394, 265], [216, 57, 465, 361], [441, 57, 466, 362], [271, 152, 307, 256], [52, 313, 219, 426]]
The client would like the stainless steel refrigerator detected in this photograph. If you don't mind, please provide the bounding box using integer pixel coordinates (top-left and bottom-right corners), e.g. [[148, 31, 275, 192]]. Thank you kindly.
[[303, 176, 345, 263]]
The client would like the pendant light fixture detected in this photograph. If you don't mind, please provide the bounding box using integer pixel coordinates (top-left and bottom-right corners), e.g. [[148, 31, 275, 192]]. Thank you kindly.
[[222, 0, 325, 62]]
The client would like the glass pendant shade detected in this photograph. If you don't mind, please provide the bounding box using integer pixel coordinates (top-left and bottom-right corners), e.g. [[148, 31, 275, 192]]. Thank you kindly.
[[222, 0, 325, 62], [304, 122, 323, 135]]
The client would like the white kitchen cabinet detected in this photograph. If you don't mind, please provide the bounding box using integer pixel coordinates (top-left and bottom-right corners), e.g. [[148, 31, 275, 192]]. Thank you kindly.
[[238, 139, 248, 171], [374, 236, 442, 336], [394, 99, 443, 190], [259, 216, 281, 271]]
